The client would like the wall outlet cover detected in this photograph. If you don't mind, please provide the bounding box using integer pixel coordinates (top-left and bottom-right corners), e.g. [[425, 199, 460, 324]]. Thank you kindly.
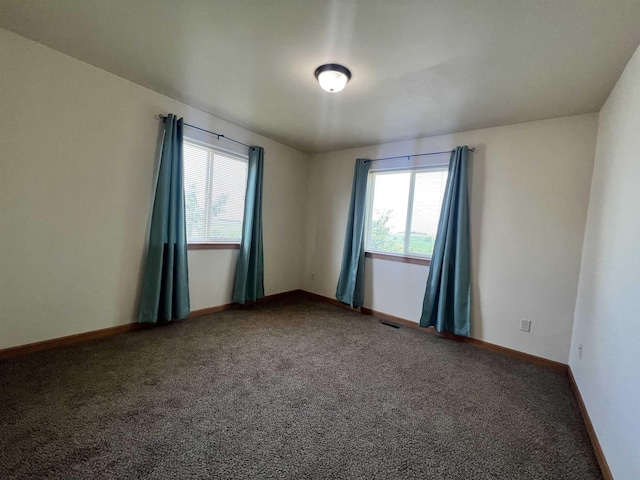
[[520, 319, 532, 332]]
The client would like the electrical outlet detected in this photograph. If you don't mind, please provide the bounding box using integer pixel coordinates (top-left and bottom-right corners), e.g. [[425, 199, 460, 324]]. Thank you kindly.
[[520, 319, 531, 332], [311, 273, 316, 281], [578, 344, 583, 360]]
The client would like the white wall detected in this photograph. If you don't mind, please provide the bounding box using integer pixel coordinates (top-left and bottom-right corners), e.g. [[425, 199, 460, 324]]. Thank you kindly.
[[0, 28, 309, 350], [304, 114, 598, 364], [570, 46, 640, 479]]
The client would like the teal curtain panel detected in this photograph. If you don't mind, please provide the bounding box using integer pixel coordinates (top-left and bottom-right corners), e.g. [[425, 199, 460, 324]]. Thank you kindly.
[[420, 146, 471, 336], [336, 159, 371, 308], [139, 114, 190, 323], [232, 146, 265, 304]]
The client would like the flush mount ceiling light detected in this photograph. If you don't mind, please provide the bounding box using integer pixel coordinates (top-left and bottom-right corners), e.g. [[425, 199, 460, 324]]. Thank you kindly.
[[314, 64, 352, 93]]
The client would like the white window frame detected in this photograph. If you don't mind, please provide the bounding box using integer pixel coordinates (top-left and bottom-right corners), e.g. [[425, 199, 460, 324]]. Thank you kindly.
[[364, 164, 449, 260], [183, 137, 248, 245]]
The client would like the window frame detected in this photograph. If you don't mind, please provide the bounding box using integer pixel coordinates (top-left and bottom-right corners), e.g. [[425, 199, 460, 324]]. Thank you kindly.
[[183, 137, 248, 249], [364, 164, 449, 263]]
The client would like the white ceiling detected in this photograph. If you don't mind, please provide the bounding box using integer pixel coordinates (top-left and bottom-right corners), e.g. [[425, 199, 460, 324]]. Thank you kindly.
[[1, 1, 640, 154]]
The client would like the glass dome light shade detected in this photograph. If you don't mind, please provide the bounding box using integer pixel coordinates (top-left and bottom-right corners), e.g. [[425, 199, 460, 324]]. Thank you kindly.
[[314, 64, 351, 93]]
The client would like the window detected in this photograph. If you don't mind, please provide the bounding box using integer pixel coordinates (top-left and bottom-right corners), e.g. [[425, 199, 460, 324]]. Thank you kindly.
[[365, 167, 448, 258], [183, 139, 247, 243]]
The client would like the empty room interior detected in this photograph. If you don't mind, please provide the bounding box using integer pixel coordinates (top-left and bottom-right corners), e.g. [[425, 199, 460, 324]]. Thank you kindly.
[[1, 1, 639, 479]]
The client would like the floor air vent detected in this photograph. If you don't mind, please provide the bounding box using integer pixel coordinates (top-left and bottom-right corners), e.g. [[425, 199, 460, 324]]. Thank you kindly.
[[380, 321, 400, 329]]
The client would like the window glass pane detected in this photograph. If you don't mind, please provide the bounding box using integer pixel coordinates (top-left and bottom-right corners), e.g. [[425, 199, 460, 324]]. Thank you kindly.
[[208, 153, 247, 240], [183, 140, 247, 242], [183, 143, 209, 240], [369, 172, 410, 254], [408, 169, 448, 256]]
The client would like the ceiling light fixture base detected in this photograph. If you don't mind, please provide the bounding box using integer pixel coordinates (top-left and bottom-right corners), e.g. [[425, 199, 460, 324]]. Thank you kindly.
[[314, 64, 352, 93]]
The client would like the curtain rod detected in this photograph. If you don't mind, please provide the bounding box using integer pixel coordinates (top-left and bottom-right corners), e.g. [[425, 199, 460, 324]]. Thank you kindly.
[[157, 114, 252, 149], [364, 147, 476, 164]]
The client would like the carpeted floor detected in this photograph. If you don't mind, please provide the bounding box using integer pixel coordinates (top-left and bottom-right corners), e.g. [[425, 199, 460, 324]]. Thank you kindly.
[[0, 298, 601, 479]]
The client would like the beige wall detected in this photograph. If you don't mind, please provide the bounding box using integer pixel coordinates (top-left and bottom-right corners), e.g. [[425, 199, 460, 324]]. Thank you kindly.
[[570, 45, 640, 478], [0, 29, 309, 349], [303, 114, 598, 364]]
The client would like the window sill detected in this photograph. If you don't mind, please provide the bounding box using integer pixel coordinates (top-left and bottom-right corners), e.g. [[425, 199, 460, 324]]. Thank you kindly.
[[188, 243, 241, 251], [365, 251, 431, 266]]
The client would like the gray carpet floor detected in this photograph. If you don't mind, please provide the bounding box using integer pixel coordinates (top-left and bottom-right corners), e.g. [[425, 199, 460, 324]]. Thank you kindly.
[[0, 298, 601, 479]]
